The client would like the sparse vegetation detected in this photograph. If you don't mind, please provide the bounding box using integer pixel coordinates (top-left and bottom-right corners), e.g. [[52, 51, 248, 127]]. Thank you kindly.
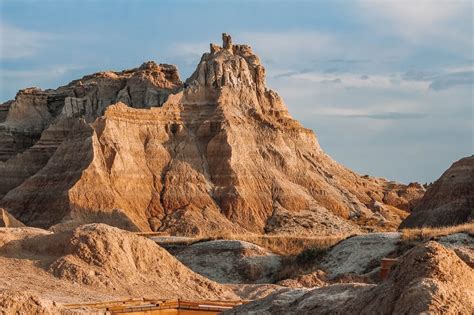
[[274, 246, 331, 282], [400, 222, 474, 242], [194, 233, 353, 256], [139, 231, 353, 255], [296, 247, 327, 265]]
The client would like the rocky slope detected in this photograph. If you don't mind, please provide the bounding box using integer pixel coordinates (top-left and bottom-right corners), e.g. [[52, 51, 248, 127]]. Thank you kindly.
[[0, 34, 424, 235], [0, 223, 237, 314], [173, 240, 282, 284], [226, 241, 474, 314], [401, 155, 474, 228]]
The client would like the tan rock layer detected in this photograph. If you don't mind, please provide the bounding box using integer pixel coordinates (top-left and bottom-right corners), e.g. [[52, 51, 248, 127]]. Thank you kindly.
[[0, 34, 424, 235]]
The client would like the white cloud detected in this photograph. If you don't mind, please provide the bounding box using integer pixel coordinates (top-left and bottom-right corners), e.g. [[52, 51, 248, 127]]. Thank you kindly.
[[239, 31, 337, 62], [287, 72, 430, 91], [0, 65, 82, 79], [356, 0, 472, 44], [0, 23, 57, 59]]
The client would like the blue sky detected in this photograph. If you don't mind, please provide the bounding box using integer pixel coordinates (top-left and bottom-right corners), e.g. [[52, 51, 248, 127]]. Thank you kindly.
[[0, 0, 472, 184]]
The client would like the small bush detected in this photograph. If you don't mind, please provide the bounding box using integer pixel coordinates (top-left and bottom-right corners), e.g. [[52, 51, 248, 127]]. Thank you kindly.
[[296, 247, 326, 265]]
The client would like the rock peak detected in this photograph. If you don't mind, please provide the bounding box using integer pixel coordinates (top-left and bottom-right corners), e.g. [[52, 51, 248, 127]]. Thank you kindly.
[[187, 33, 266, 95], [209, 33, 235, 54], [222, 33, 232, 50]]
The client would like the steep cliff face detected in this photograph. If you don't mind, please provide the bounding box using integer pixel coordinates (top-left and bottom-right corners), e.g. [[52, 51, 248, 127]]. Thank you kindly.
[[0, 34, 424, 234], [400, 156, 474, 228], [0, 62, 182, 199]]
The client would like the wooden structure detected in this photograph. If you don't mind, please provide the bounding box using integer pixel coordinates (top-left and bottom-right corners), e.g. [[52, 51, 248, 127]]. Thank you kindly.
[[64, 299, 245, 314], [380, 258, 398, 280]]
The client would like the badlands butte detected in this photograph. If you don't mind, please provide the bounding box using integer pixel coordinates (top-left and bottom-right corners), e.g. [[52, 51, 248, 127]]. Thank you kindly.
[[0, 33, 426, 235], [0, 34, 473, 314]]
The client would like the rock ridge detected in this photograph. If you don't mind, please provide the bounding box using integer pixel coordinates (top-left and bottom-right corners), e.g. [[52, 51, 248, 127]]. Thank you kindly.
[[0, 34, 424, 234]]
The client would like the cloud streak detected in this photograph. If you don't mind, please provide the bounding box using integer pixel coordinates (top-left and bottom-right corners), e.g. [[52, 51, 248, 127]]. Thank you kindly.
[[329, 112, 426, 120], [355, 0, 471, 44], [429, 71, 474, 91], [0, 23, 57, 59]]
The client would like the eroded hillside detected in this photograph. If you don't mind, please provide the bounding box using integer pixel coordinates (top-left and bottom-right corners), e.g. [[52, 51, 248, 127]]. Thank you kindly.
[[0, 34, 424, 235]]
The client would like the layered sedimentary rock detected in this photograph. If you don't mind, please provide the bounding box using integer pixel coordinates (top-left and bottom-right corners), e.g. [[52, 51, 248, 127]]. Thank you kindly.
[[0, 62, 181, 162], [401, 155, 474, 228], [0, 62, 181, 199], [0, 34, 424, 235]]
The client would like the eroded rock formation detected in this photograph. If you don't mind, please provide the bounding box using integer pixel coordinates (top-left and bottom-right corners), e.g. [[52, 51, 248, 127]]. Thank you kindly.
[[0, 34, 424, 235], [226, 241, 474, 314], [400, 155, 474, 228]]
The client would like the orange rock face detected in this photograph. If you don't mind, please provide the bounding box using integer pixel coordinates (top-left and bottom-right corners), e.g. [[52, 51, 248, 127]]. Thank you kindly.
[[0, 34, 424, 235]]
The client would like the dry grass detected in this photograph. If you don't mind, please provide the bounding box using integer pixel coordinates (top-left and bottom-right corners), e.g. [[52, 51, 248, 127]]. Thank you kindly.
[[142, 231, 354, 256], [400, 222, 474, 242], [192, 232, 354, 256]]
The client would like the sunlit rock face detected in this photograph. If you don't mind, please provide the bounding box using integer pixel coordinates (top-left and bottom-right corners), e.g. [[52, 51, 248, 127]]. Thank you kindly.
[[0, 34, 424, 234]]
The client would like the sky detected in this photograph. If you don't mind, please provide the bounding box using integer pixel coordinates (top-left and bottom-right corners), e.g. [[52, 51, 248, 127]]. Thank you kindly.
[[0, 0, 472, 184]]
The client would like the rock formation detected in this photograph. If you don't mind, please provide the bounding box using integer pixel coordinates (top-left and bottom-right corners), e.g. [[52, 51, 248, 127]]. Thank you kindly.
[[0, 34, 424, 235], [226, 242, 474, 314], [173, 240, 282, 284], [0, 208, 25, 228], [400, 155, 474, 228], [0, 223, 237, 313]]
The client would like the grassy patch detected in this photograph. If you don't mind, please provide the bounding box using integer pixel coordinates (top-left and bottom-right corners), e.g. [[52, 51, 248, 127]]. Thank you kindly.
[[400, 222, 474, 242], [192, 233, 352, 256]]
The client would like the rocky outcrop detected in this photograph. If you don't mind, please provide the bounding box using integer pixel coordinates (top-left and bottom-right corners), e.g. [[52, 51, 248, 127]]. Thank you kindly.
[[400, 155, 474, 228], [0, 208, 25, 228], [0, 34, 424, 234], [0, 62, 182, 162], [173, 240, 282, 284], [226, 242, 474, 314], [320, 232, 400, 278]]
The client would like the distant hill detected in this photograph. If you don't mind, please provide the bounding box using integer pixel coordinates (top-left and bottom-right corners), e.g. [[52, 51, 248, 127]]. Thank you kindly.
[[400, 155, 474, 228]]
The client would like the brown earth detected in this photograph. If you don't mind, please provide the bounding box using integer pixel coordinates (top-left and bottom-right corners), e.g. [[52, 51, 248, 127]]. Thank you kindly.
[[0, 34, 424, 235], [276, 270, 327, 288], [0, 224, 237, 314], [226, 241, 474, 314], [401, 155, 474, 228]]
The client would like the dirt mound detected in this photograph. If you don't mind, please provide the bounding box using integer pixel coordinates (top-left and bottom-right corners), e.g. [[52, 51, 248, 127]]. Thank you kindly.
[[174, 240, 282, 284], [0, 226, 51, 247], [0, 290, 61, 315], [438, 233, 474, 267], [277, 270, 327, 288], [48, 224, 236, 300], [0, 223, 238, 312], [226, 241, 474, 314]]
